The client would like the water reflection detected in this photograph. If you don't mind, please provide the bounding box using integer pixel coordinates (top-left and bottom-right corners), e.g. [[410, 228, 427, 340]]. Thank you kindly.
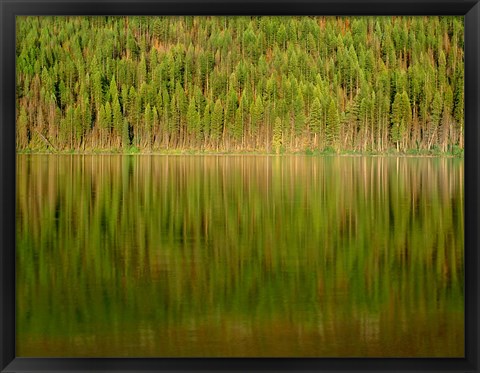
[[16, 155, 464, 357]]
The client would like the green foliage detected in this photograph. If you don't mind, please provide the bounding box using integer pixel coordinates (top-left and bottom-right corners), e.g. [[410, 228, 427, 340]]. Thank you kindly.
[[431, 91, 443, 126], [272, 116, 283, 153], [16, 16, 464, 153], [17, 106, 29, 149], [210, 99, 224, 144], [309, 98, 322, 135], [390, 91, 411, 151], [326, 99, 340, 150], [122, 118, 130, 147], [233, 108, 244, 141], [186, 97, 201, 140], [453, 68, 464, 134]]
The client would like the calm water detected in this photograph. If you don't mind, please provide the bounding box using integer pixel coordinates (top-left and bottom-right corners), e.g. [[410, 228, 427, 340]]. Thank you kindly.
[[16, 154, 464, 357]]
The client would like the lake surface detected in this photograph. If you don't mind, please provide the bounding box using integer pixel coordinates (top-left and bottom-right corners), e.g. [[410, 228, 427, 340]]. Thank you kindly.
[[16, 154, 464, 357]]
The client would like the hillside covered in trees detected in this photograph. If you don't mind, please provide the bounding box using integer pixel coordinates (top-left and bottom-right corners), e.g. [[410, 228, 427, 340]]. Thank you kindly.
[[16, 16, 464, 154]]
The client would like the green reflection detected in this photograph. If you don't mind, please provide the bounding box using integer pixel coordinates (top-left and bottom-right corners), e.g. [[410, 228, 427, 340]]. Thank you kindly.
[[16, 155, 464, 357]]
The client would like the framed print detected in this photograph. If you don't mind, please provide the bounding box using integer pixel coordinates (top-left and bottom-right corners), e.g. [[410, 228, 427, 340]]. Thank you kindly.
[[1, 0, 479, 372]]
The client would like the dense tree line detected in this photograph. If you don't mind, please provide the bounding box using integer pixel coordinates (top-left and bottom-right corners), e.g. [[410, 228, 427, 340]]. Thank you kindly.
[[16, 16, 464, 153]]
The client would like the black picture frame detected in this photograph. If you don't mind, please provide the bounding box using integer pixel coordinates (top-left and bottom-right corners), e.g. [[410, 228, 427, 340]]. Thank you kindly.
[[1, 1, 478, 372]]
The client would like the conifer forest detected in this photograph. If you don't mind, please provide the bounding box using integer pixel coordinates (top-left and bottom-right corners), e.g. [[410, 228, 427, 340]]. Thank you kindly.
[[16, 16, 464, 154]]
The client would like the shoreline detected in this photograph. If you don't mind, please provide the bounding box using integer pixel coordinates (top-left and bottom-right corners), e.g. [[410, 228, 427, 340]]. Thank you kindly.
[[16, 150, 464, 158]]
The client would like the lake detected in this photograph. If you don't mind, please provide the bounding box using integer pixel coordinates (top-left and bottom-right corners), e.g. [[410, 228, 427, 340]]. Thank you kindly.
[[16, 154, 464, 357]]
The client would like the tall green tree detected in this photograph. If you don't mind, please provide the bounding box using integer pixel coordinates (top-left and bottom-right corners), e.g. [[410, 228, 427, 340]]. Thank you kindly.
[[326, 99, 340, 151], [211, 99, 224, 147], [310, 97, 323, 148]]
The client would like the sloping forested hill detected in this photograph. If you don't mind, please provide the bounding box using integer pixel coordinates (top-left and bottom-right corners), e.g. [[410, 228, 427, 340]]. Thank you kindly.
[[16, 16, 464, 154]]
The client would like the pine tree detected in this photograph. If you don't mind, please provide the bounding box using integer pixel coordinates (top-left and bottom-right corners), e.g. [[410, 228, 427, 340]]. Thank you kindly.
[[310, 97, 322, 148], [17, 106, 29, 149], [293, 91, 306, 137], [202, 103, 211, 142], [122, 118, 130, 148], [326, 99, 340, 151], [144, 103, 152, 149], [233, 108, 244, 143], [391, 93, 403, 151], [453, 68, 464, 148], [186, 98, 201, 143], [210, 99, 224, 147], [272, 116, 283, 153], [112, 97, 123, 146]]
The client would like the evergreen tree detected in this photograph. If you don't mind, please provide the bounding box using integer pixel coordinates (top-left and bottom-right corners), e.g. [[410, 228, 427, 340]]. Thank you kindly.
[[186, 97, 201, 143], [310, 97, 323, 148], [326, 99, 340, 150], [211, 99, 224, 146], [272, 116, 283, 153]]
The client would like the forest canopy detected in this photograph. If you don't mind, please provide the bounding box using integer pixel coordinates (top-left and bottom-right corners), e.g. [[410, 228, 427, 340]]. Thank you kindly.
[[16, 16, 464, 154]]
